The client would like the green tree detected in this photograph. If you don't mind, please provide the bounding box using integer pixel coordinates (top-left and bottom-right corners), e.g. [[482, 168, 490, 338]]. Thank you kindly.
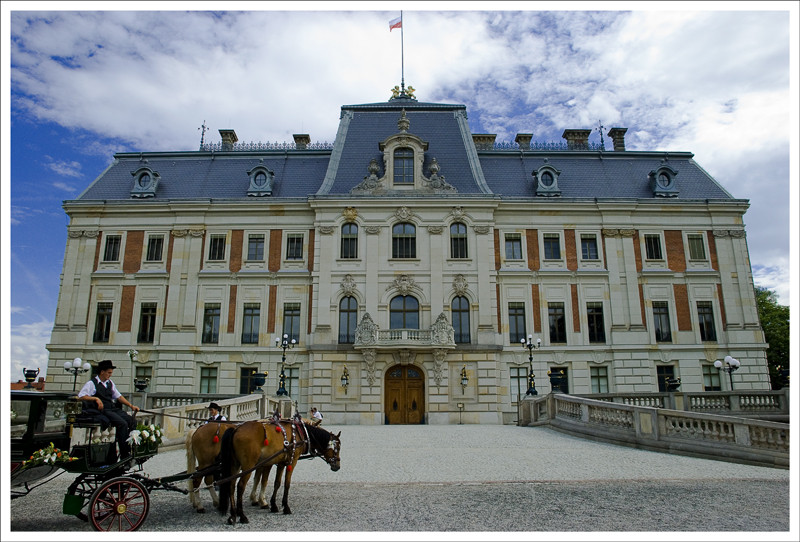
[[754, 286, 790, 389]]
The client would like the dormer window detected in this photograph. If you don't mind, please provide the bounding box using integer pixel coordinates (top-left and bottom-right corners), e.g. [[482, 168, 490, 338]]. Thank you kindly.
[[247, 164, 275, 197], [649, 164, 679, 197], [533, 164, 561, 197], [130, 166, 159, 198], [393, 148, 414, 184]]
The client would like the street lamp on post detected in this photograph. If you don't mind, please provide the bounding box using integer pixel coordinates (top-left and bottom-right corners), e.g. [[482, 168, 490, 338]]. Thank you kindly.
[[714, 355, 741, 390], [274, 334, 296, 396], [520, 335, 541, 396], [64, 357, 91, 392]]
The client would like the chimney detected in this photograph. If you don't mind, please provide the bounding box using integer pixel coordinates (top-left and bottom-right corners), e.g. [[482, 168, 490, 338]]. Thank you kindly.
[[472, 134, 497, 150], [515, 133, 533, 149], [293, 134, 311, 150], [219, 129, 238, 151], [607, 128, 628, 151], [561, 129, 591, 150]]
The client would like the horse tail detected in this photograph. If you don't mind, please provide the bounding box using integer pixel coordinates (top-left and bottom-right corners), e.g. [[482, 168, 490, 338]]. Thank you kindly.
[[217, 426, 236, 513]]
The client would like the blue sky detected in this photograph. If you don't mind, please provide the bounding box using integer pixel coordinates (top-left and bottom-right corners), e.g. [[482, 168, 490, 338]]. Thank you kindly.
[[3, 3, 797, 384]]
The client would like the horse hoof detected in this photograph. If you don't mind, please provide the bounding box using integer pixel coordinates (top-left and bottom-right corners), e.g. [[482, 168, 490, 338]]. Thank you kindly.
[[241, 516, 249, 524], [270, 506, 279, 513], [283, 509, 292, 515], [196, 508, 205, 514], [227, 517, 235, 526]]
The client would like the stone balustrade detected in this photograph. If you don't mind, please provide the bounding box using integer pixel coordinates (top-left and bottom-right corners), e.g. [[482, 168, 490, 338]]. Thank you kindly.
[[519, 392, 789, 469]]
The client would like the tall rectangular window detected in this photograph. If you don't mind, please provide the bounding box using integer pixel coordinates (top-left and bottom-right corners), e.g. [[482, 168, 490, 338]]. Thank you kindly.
[[200, 367, 217, 394], [241, 303, 260, 344], [590, 366, 609, 393], [145, 235, 164, 262], [247, 234, 265, 261], [508, 302, 526, 344], [93, 302, 113, 343], [284, 367, 299, 397], [581, 235, 599, 260], [137, 302, 157, 343], [450, 223, 468, 259], [286, 234, 304, 260], [240, 367, 258, 394], [208, 234, 226, 261], [283, 303, 301, 343], [451, 296, 471, 344], [702, 364, 721, 391], [644, 234, 663, 260], [656, 365, 675, 392], [505, 234, 522, 260], [339, 297, 358, 344], [341, 224, 358, 259], [392, 223, 416, 258], [103, 235, 121, 261], [543, 234, 561, 260], [548, 303, 567, 343], [653, 301, 672, 342], [687, 234, 706, 260], [697, 301, 717, 341], [587, 302, 606, 343], [393, 148, 414, 184], [202, 303, 221, 344], [510, 366, 527, 404]]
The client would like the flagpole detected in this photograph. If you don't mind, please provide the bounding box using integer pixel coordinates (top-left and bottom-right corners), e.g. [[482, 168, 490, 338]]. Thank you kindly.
[[400, 11, 405, 93]]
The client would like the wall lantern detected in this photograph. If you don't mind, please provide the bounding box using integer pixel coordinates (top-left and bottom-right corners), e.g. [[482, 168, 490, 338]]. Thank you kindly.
[[341, 365, 350, 394]]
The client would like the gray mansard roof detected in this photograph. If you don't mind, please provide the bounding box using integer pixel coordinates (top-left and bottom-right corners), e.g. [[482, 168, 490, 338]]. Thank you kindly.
[[72, 97, 736, 204]]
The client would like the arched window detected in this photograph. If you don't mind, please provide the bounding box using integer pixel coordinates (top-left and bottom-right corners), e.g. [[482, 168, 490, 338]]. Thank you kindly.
[[390, 296, 419, 329], [451, 296, 471, 344], [450, 222, 468, 259], [393, 147, 414, 184], [392, 223, 416, 258], [338, 296, 358, 344], [341, 223, 358, 259]]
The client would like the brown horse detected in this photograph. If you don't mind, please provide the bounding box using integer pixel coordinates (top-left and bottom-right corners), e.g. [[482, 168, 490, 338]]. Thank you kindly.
[[186, 422, 273, 512], [218, 419, 341, 524]]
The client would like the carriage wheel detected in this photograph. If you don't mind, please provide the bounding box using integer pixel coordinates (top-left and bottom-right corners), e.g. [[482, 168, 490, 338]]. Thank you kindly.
[[88, 477, 150, 531]]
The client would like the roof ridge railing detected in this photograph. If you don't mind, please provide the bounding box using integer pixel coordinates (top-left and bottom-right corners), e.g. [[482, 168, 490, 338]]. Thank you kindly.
[[200, 141, 334, 152], [491, 141, 607, 151]]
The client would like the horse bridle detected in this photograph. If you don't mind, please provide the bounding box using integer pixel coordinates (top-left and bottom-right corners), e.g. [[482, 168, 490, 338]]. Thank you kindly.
[[305, 428, 340, 467]]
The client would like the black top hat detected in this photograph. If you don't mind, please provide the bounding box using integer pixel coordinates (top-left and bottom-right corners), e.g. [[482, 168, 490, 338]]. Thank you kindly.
[[208, 402, 221, 411], [97, 359, 117, 371]]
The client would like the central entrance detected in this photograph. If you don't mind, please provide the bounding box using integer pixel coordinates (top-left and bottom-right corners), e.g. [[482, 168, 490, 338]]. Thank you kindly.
[[384, 364, 425, 424]]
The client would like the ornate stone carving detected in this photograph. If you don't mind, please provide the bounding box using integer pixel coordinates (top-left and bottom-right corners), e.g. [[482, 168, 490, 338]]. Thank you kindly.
[[395, 206, 414, 221], [392, 349, 416, 365], [68, 230, 83, 238], [427, 225, 444, 234], [397, 109, 410, 132], [172, 229, 188, 237], [423, 158, 457, 193], [353, 313, 378, 346], [602, 228, 635, 238], [387, 274, 416, 295], [362, 348, 377, 386], [365, 225, 381, 235], [619, 229, 636, 238], [432, 348, 448, 386], [728, 230, 746, 238], [451, 206, 465, 220], [712, 229, 730, 238], [473, 225, 490, 235], [189, 229, 205, 237], [351, 159, 384, 194], [83, 230, 99, 238], [318, 226, 335, 235], [431, 312, 456, 346], [452, 274, 469, 296], [343, 207, 358, 221], [340, 274, 358, 296]]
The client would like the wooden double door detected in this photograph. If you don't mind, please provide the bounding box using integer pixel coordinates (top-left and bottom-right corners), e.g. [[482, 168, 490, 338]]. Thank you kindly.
[[384, 365, 425, 424]]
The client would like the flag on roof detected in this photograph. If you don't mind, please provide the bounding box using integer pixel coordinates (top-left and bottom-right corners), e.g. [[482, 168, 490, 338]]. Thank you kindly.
[[389, 16, 402, 31]]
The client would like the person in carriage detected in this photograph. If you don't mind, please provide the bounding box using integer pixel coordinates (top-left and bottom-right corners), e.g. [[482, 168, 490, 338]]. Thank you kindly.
[[77, 359, 139, 459]]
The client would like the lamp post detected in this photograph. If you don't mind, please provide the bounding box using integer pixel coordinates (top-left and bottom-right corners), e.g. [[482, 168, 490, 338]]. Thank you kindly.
[[714, 355, 741, 390], [520, 335, 541, 396], [63, 357, 91, 392], [340, 365, 350, 394], [274, 334, 296, 396]]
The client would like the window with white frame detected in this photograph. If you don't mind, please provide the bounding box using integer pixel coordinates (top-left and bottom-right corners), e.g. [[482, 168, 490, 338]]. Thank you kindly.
[[103, 235, 122, 262], [137, 302, 157, 343], [390, 296, 419, 329], [241, 303, 260, 344], [286, 234, 304, 260], [341, 223, 358, 259], [702, 364, 721, 391], [508, 302, 526, 344], [587, 302, 606, 343], [697, 301, 717, 342], [548, 303, 567, 344], [200, 367, 218, 394], [653, 301, 672, 342], [543, 233, 561, 260], [510, 366, 527, 404], [644, 234, 663, 260], [145, 235, 164, 262], [93, 302, 113, 343], [505, 234, 522, 260], [581, 234, 599, 260], [450, 222, 468, 259], [247, 234, 265, 261], [590, 366, 609, 393], [392, 223, 416, 258], [202, 303, 221, 344], [393, 148, 414, 184], [208, 234, 226, 261], [282, 303, 301, 342], [338, 296, 358, 344], [687, 233, 706, 260]]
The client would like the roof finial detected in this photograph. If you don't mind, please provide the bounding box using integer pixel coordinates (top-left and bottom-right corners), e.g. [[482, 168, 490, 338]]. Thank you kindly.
[[398, 109, 410, 132], [198, 120, 209, 149], [595, 121, 605, 150]]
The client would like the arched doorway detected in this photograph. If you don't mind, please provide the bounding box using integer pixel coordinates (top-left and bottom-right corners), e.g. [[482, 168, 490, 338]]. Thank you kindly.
[[384, 364, 425, 424]]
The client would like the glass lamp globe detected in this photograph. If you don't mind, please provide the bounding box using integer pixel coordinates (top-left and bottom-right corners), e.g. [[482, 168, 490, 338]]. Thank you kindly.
[[714, 360, 722, 369]]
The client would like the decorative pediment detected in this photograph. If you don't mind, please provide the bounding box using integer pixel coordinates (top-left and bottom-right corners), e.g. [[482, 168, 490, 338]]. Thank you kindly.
[[533, 162, 561, 197], [649, 163, 679, 197], [247, 161, 275, 196], [386, 274, 418, 296]]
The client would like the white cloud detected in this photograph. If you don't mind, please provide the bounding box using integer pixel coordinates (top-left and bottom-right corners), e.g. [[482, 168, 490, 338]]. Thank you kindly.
[[9, 319, 53, 383]]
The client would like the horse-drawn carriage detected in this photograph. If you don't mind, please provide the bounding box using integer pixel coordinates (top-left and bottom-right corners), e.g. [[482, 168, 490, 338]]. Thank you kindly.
[[10, 389, 342, 531]]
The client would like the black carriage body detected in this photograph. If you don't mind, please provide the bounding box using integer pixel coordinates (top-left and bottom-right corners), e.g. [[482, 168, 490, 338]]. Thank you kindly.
[[10, 390, 74, 471]]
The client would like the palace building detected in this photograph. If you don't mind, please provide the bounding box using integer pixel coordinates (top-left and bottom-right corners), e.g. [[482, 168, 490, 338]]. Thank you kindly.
[[45, 89, 770, 424]]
